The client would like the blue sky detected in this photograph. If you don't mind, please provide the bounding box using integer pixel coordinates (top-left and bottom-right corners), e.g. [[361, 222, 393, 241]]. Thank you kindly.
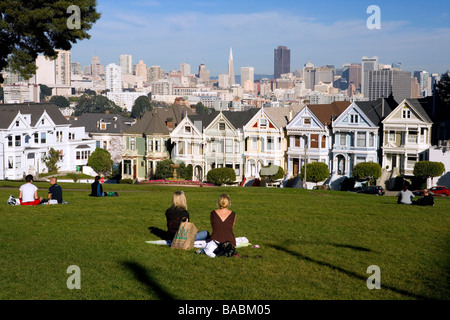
[[71, 0, 450, 76]]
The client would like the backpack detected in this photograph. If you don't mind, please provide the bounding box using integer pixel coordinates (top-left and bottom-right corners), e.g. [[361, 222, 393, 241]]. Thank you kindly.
[[213, 241, 237, 257], [7, 195, 20, 206]]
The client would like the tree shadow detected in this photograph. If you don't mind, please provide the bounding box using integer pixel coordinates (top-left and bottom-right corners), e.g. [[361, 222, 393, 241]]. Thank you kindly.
[[269, 244, 431, 300], [121, 261, 177, 300], [329, 243, 372, 252]]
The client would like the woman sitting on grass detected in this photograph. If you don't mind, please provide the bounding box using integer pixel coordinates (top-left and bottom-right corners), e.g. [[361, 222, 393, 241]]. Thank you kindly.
[[204, 193, 237, 258], [90, 176, 107, 197], [165, 191, 209, 241]]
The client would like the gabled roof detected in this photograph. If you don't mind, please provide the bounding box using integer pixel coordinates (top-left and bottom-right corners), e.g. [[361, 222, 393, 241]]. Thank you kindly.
[[0, 103, 69, 129], [382, 98, 434, 124], [69, 113, 135, 133], [307, 101, 351, 127], [125, 105, 194, 135], [264, 104, 304, 128], [187, 109, 259, 132], [354, 97, 398, 126]]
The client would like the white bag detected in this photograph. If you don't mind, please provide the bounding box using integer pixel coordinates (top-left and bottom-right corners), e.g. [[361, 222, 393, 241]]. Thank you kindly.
[[7, 195, 20, 206], [204, 240, 219, 258], [48, 199, 58, 205]]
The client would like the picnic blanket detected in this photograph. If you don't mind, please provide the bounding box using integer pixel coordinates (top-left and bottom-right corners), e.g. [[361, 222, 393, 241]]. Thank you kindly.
[[145, 236, 252, 248]]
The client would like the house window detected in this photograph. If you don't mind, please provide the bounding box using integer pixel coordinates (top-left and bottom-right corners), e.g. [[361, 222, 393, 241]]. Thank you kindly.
[[294, 136, 300, 147], [225, 139, 233, 153], [407, 155, 417, 168], [304, 118, 311, 126], [259, 119, 267, 129], [56, 131, 63, 142], [8, 157, 13, 169], [155, 140, 161, 152], [124, 160, 132, 175], [357, 132, 366, 147], [76, 151, 80, 160], [8, 136, 13, 147], [388, 131, 395, 142], [15, 135, 21, 147], [267, 137, 274, 151], [408, 131, 418, 143], [186, 142, 192, 154], [42, 119, 45, 124], [185, 126, 191, 133], [219, 123, 225, 130], [100, 123, 107, 130], [251, 137, 257, 149], [369, 133, 375, 147], [148, 139, 153, 152], [321, 136, 326, 148], [130, 138, 136, 151], [34, 133, 39, 144], [41, 132, 46, 144], [340, 133, 346, 146], [178, 141, 185, 154], [235, 141, 239, 153], [356, 157, 365, 164], [235, 164, 240, 176], [16, 121, 19, 127], [350, 114, 359, 124], [402, 109, 411, 119], [310, 134, 319, 148]]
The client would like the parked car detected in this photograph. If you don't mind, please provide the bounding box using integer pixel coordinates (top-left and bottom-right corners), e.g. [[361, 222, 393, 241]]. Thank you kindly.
[[429, 186, 450, 196], [357, 186, 385, 195]]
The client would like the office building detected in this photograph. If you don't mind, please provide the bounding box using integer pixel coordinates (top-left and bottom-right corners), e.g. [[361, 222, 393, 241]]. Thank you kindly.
[[120, 54, 133, 75], [367, 69, 412, 101], [105, 63, 122, 92], [241, 67, 254, 91], [361, 56, 378, 98], [274, 46, 290, 80], [135, 60, 147, 81]]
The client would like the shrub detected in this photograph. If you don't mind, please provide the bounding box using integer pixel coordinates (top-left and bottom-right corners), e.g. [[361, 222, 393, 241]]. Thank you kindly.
[[300, 162, 329, 184], [206, 168, 236, 186], [413, 161, 445, 187], [352, 162, 381, 186]]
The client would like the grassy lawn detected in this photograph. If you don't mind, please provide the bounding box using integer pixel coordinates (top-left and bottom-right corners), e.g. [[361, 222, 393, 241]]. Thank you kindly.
[[0, 181, 449, 300]]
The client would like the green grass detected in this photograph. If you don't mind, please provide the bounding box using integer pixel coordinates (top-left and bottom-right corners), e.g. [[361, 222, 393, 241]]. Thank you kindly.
[[0, 181, 449, 300]]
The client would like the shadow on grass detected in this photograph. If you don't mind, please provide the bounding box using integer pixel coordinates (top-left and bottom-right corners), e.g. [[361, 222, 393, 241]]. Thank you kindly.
[[121, 261, 177, 300], [148, 226, 169, 240], [269, 244, 431, 300], [329, 243, 372, 252]]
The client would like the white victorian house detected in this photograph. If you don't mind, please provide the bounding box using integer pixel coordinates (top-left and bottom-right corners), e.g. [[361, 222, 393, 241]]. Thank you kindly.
[[381, 99, 433, 177], [0, 103, 96, 180], [286, 102, 350, 179]]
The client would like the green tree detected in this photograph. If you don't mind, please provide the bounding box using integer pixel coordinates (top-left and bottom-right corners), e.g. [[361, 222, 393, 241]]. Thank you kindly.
[[42, 148, 62, 173], [50, 95, 70, 108], [0, 0, 101, 83], [74, 95, 123, 116], [300, 162, 329, 185], [87, 148, 113, 176], [131, 95, 152, 119], [413, 161, 445, 187], [437, 71, 450, 107], [39, 84, 52, 101], [195, 102, 209, 115], [352, 162, 382, 186]]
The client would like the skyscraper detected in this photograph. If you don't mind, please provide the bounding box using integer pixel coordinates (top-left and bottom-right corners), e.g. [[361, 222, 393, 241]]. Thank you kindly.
[[367, 69, 411, 102], [135, 60, 147, 80], [241, 67, 254, 91], [228, 47, 235, 86], [274, 46, 291, 80], [105, 63, 122, 92], [180, 63, 191, 77], [119, 54, 133, 75], [361, 56, 378, 98]]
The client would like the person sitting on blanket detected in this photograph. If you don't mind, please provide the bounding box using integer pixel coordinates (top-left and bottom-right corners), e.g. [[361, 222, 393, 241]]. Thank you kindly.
[[41, 177, 64, 204], [90, 176, 107, 197], [165, 191, 209, 241], [19, 174, 44, 205], [204, 193, 237, 258]]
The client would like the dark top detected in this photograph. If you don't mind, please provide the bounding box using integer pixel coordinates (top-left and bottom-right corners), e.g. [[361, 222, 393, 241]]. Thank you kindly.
[[90, 181, 103, 197], [210, 210, 236, 247], [48, 184, 63, 204], [417, 195, 434, 206], [165, 206, 190, 240]]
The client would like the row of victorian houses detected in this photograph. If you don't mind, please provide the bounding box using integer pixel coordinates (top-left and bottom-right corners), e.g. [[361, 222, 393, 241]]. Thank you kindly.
[[1, 97, 449, 189]]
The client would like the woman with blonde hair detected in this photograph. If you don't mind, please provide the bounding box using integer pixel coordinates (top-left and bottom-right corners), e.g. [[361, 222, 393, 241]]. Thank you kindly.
[[204, 193, 237, 258], [165, 191, 209, 241]]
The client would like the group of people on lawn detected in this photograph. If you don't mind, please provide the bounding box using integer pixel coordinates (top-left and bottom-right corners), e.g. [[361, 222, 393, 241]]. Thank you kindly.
[[397, 185, 435, 206], [17, 174, 110, 205]]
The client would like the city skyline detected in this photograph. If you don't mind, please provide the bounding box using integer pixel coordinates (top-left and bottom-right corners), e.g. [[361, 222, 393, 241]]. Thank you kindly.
[[70, 0, 450, 76]]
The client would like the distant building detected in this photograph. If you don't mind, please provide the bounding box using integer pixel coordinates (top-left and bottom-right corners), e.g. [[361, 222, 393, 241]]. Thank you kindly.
[[361, 56, 378, 98], [274, 46, 290, 80], [120, 54, 133, 75], [135, 60, 147, 82], [228, 48, 235, 86], [105, 63, 122, 92], [367, 69, 412, 102], [3, 83, 40, 103], [241, 67, 254, 92]]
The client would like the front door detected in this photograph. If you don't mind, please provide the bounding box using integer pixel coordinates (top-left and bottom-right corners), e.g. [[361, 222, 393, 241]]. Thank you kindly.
[[293, 159, 299, 176]]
